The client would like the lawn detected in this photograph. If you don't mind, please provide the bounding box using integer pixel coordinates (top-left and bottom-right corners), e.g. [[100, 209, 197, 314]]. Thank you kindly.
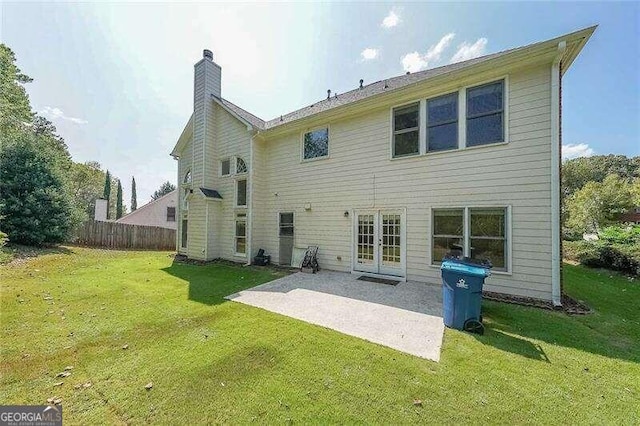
[[1, 247, 638, 424]]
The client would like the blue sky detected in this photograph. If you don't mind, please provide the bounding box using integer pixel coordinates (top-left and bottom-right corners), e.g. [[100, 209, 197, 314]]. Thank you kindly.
[[2, 2, 638, 205]]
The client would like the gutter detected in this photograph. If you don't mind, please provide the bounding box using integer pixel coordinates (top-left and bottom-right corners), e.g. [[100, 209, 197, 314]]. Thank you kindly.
[[551, 41, 566, 307]]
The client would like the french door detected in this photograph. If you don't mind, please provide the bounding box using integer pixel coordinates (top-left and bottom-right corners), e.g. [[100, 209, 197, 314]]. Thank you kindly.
[[354, 209, 405, 277]]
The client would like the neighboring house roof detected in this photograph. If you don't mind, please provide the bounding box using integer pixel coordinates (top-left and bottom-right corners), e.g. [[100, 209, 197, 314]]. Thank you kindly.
[[171, 25, 595, 155], [199, 188, 223, 199], [115, 189, 177, 223]]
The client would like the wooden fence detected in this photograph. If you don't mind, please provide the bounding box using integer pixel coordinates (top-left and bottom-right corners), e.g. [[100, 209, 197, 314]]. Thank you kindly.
[[74, 221, 176, 250]]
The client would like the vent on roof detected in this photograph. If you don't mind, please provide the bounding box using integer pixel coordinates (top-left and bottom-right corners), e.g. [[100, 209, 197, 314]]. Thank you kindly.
[[384, 80, 388, 89], [203, 49, 213, 61], [327, 89, 331, 100], [359, 79, 363, 89], [406, 71, 410, 75]]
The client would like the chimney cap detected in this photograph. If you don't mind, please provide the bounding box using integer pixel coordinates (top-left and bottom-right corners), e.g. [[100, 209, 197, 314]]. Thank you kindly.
[[203, 49, 213, 60]]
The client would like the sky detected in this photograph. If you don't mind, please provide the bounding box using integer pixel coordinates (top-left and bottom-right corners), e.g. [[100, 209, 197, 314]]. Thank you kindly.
[[2, 2, 639, 206]]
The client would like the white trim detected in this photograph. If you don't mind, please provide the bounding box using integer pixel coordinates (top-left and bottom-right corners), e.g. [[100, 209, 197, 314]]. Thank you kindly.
[[300, 125, 330, 162], [234, 214, 248, 258], [247, 136, 255, 264], [205, 202, 209, 259], [351, 208, 407, 279], [235, 178, 248, 208], [551, 41, 566, 307], [429, 205, 512, 274], [389, 75, 509, 159]]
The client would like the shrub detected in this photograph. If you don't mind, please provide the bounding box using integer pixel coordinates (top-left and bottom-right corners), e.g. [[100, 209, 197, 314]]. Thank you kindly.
[[0, 231, 8, 248], [564, 240, 640, 276], [598, 224, 640, 245]]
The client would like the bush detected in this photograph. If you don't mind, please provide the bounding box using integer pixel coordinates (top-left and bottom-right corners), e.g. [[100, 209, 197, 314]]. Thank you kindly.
[[598, 224, 640, 245], [563, 240, 640, 276], [0, 231, 8, 248]]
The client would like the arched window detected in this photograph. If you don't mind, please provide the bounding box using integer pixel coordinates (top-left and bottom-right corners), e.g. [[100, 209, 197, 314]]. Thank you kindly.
[[183, 170, 192, 184], [236, 157, 247, 174]]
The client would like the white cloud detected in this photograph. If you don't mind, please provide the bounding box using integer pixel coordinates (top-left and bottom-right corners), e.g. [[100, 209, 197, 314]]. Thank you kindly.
[[361, 48, 379, 61], [450, 38, 488, 63], [381, 10, 400, 28], [562, 143, 595, 161], [39, 106, 88, 124], [401, 33, 455, 73]]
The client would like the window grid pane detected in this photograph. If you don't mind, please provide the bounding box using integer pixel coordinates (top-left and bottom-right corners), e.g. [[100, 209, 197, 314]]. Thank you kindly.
[[466, 80, 504, 146], [236, 180, 247, 206], [221, 159, 231, 176], [357, 214, 374, 263]]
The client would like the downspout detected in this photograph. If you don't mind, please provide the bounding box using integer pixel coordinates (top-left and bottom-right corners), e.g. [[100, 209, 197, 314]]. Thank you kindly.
[[551, 41, 566, 307], [246, 130, 257, 266]]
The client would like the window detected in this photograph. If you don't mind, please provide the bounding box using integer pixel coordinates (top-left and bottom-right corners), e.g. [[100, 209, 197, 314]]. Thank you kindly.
[[279, 212, 294, 236], [235, 214, 246, 255], [181, 219, 188, 248], [236, 157, 247, 174], [432, 209, 464, 264], [183, 170, 192, 184], [470, 208, 507, 270], [303, 128, 329, 160], [427, 93, 458, 152], [432, 207, 509, 271], [182, 189, 189, 210], [466, 80, 504, 147], [236, 179, 247, 207], [166, 207, 176, 222], [392, 103, 419, 157], [221, 159, 231, 176]]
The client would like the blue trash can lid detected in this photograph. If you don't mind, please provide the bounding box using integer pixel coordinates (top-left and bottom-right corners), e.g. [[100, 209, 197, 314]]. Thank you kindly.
[[441, 259, 491, 277]]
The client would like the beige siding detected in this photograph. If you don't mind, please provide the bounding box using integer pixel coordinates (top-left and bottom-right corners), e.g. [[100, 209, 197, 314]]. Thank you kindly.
[[253, 64, 554, 300], [209, 104, 252, 262]]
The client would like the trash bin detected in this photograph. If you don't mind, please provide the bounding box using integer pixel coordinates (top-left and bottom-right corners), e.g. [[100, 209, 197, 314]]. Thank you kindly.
[[441, 257, 491, 334]]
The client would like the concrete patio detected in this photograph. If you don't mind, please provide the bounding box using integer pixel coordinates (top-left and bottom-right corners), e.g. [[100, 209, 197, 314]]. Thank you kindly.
[[225, 271, 444, 361]]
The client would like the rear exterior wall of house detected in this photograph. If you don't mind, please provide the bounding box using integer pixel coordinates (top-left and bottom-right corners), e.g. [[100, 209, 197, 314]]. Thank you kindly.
[[251, 64, 554, 300]]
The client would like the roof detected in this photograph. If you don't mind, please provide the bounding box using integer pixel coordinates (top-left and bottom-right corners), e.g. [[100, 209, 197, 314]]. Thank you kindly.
[[171, 26, 595, 153], [199, 187, 223, 199]]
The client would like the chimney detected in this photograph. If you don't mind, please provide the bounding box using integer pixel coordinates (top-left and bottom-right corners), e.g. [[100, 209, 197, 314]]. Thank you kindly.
[[192, 48, 222, 190], [359, 79, 364, 89]]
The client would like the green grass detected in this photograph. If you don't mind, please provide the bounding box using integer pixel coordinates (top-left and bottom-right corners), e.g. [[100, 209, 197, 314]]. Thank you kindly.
[[1, 247, 638, 424]]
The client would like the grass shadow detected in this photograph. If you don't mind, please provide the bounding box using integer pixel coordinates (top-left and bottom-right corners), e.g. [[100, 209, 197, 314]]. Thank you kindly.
[[161, 259, 288, 306], [472, 327, 550, 362], [1, 244, 74, 265]]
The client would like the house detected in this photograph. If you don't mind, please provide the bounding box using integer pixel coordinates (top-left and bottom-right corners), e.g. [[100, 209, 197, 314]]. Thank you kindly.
[[115, 190, 178, 230], [170, 26, 596, 305], [619, 207, 640, 225]]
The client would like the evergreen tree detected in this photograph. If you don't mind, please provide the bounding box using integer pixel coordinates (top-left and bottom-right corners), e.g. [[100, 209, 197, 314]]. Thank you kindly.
[[116, 180, 124, 219], [103, 170, 111, 218], [131, 176, 137, 211], [151, 181, 176, 200], [0, 131, 73, 245]]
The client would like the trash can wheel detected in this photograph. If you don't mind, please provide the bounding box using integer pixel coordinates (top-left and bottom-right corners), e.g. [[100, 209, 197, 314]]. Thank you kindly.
[[463, 319, 484, 335]]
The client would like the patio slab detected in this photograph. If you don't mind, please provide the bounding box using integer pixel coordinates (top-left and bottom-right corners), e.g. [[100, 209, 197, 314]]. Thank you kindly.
[[226, 271, 444, 361]]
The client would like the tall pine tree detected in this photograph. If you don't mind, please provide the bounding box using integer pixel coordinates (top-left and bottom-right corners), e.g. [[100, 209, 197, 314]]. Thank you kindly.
[[116, 180, 123, 219], [131, 176, 137, 211], [103, 170, 111, 219]]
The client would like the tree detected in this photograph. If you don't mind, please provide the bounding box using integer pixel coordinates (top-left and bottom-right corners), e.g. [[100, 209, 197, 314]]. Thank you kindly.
[[103, 170, 111, 218], [566, 174, 636, 234], [151, 181, 176, 200], [0, 44, 33, 133], [68, 161, 106, 221], [116, 180, 124, 219], [562, 155, 639, 198], [0, 132, 74, 245], [131, 177, 137, 211]]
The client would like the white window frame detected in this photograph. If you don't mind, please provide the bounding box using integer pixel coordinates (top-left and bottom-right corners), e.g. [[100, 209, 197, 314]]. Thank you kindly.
[[429, 205, 512, 274], [234, 214, 247, 257], [236, 157, 248, 175], [389, 75, 509, 160], [220, 158, 231, 177], [235, 178, 247, 208], [391, 101, 421, 158], [301, 125, 330, 162]]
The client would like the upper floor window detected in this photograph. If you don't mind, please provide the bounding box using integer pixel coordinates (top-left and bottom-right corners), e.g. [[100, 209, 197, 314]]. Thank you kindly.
[[221, 159, 231, 176], [392, 103, 419, 158], [303, 128, 329, 160], [427, 93, 458, 152], [236, 157, 247, 174], [183, 170, 192, 184], [466, 80, 504, 147], [236, 179, 247, 207]]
